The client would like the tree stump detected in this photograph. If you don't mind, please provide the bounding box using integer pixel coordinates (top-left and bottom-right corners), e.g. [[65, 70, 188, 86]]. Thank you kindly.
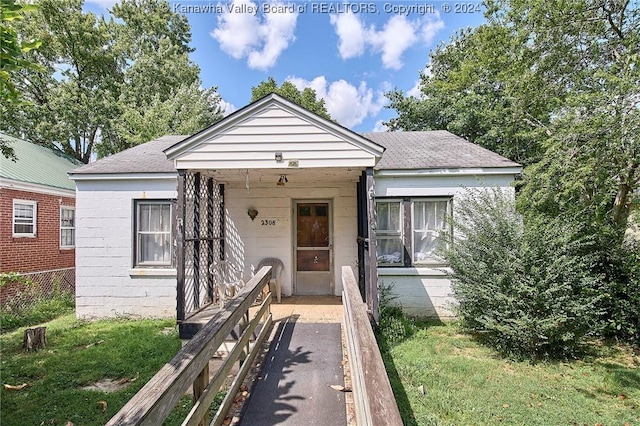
[[23, 327, 47, 351]]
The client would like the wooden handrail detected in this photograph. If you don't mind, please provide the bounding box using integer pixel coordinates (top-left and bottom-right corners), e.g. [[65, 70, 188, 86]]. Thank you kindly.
[[107, 266, 273, 426], [342, 266, 403, 426]]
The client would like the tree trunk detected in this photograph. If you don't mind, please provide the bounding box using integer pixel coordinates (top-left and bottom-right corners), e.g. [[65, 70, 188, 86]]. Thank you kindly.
[[23, 327, 47, 351]]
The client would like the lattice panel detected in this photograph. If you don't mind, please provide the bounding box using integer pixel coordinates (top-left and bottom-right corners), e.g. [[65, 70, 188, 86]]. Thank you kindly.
[[181, 172, 223, 316]]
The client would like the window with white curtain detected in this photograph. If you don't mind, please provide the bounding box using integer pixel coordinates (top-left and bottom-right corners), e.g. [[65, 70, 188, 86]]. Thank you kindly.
[[60, 206, 75, 248], [412, 200, 449, 264], [375, 200, 403, 265], [135, 201, 172, 266], [376, 198, 451, 266]]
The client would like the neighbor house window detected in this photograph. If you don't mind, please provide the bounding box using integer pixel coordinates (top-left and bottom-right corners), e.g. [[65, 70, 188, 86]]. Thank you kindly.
[[376, 198, 451, 266], [60, 207, 75, 248], [13, 200, 37, 237], [135, 201, 172, 266]]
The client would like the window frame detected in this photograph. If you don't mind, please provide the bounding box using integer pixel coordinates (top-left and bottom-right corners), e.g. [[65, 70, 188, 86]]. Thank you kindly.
[[12, 199, 37, 237], [133, 200, 173, 268], [375, 197, 452, 267], [375, 199, 405, 266], [60, 206, 75, 248]]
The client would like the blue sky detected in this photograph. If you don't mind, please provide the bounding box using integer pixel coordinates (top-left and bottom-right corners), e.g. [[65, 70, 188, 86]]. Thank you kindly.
[[85, 0, 486, 132]]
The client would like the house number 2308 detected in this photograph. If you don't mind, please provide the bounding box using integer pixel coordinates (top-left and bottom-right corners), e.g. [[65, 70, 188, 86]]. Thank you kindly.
[[261, 219, 276, 226]]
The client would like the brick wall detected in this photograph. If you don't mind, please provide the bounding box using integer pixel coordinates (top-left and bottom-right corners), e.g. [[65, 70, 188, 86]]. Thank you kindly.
[[0, 188, 75, 273]]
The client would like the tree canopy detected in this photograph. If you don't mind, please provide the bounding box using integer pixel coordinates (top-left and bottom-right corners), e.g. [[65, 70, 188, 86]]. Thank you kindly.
[[388, 0, 639, 344], [251, 77, 332, 120], [0, 0, 223, 163]]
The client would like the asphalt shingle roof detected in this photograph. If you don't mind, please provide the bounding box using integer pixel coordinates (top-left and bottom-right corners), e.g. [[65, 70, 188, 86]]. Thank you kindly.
[[363, 130, 521, 170], [70, 135, 186, 175], [68, 131, 520, 176], [0, 133, 82, 191]]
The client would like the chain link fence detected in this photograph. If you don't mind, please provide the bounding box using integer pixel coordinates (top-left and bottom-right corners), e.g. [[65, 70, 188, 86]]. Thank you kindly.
[[0, 267, 75, 314]]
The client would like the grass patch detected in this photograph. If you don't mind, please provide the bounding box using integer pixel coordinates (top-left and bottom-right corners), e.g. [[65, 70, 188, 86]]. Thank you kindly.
[[0, 293, 75, 332], [0, 313, 190, 425], [377, 319, 640, 425]]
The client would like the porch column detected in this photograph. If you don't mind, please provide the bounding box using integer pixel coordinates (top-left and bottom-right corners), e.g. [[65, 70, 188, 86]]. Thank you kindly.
[[176, 169, 186, 323], [365, 167, 379, 323]]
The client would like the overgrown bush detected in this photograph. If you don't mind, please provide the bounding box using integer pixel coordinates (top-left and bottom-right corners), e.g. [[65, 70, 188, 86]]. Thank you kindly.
[[376, 282, 415, 346], [443, 188, 604, 360]]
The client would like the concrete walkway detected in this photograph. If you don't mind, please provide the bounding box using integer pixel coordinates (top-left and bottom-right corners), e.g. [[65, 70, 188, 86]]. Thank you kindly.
[[239, 296, 347, 425]]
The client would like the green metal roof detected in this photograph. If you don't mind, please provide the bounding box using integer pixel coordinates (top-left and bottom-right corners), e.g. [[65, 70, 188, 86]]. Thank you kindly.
[[0, 133, 82, 191]]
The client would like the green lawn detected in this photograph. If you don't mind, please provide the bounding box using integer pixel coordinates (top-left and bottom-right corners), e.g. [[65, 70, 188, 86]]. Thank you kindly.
[[378, 320, 640, 426], [0, 314, 193, 426]]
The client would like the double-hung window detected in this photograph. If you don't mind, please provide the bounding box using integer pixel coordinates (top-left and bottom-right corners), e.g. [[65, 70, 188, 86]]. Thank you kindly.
[[135, 201, 172, 267], [13, 200, 37, 237], [376, 200, 404, 265], [60, 207, 75, 248], [376, 198, 451, 266]]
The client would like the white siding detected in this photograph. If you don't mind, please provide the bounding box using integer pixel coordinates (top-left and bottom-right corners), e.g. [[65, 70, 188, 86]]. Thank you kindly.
[[374, 172, 516, 318], [74, 177, 178, 319], [224, 180, 358, 296], [174, 106, 379, 170]]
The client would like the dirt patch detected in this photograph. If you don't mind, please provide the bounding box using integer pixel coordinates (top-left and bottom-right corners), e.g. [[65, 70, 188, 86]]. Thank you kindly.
[[81, 379, 131, 393]]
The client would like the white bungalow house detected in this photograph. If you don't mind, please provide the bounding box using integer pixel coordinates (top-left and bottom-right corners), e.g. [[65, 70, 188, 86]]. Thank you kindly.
[[69, 94, 520, 337]]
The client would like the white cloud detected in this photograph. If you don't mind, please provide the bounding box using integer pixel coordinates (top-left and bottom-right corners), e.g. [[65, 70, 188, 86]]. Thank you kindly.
[[372, 120, 389, 132], [211, 0, 298, 70], [287, 76, 388, 128], [329, 12, 368, 59], [221, 100, 237, 116], [330, 12, 445, 70]]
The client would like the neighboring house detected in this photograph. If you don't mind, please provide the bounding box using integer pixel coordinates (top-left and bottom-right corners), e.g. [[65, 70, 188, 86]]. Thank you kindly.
[[69, 94, 521, 333], [0, 134, 81, 301]]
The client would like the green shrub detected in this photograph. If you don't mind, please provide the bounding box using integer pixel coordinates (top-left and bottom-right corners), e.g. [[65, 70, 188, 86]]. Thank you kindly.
[[443, 188, 604, 360], [376, 282, 415, 346]]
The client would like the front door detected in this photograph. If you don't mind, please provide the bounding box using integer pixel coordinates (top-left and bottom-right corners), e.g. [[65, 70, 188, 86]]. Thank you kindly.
[[294, 201, 332, 295]]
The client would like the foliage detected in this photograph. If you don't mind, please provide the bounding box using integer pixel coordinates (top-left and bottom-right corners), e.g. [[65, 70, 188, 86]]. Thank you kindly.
[[0, 0, 43, 159], [376, 281, 416, 346], [385, 23, 552, 166], [0, 314, 186, 425], [0, 0, 222, 163], [377, 320, 640, 425], [443, 188, 604, 360], [0, 292, 74, 332], [251, 77, 332, 120], [387, 0, 640, 345]]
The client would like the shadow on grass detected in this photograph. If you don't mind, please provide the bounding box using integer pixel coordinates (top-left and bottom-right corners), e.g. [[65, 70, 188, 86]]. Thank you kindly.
[[375, 310, 444, 426]]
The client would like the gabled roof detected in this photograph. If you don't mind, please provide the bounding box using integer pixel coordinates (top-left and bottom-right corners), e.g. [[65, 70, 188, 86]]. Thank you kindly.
[[70, 135, 185, 175], [0, 133, 82, 191], [164, 93, 385, 169], [364, 131, 521, 170]]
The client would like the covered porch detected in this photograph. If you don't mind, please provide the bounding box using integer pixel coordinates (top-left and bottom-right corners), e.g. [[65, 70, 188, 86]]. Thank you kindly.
[[165, 94, 383, 338]]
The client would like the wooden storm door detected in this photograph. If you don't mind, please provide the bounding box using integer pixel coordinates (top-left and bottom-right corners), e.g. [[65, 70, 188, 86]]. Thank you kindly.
[[294, 201, 332, 295]]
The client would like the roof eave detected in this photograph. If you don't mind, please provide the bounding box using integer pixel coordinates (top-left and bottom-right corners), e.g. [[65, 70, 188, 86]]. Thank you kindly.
[[374, 166, 523, 176]]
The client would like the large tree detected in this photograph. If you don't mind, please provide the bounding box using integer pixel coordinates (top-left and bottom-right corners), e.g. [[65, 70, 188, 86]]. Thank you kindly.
[[388, 0, 639, 342], [0, 0, 222, 163], [0, 0, 42, 159], [251, 77, 332, 120]]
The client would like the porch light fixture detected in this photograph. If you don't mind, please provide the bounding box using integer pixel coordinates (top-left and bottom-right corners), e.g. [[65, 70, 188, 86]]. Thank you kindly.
[[247, 207, 258, 221], [277, 174, 288, 186]]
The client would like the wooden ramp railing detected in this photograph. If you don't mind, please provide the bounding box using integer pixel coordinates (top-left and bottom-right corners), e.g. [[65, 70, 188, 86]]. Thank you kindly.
[[342, 266, 403, 426], [107, 266, 273, 426]]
